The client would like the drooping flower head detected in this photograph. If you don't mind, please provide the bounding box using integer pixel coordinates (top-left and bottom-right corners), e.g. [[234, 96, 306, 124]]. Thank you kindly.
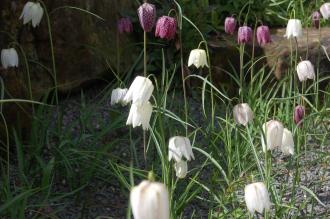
[[284, 19, 303, 39], [261, 120, 284, 152], [1, 48, 19, 69], [137, 3, 156, 32], [244, 182, 271, 214], [237, 26, 253, 44], [130, 180, 170, 219], [224, 17, 236, 35], [20, 1, 44, 27], [281, 128, 294, 155], [126, 101, 153, 130], [256, 25, 272, 46], [155, 16, 177, 40], [294, 105, 305, 126], [233, 103, 254, 126], [168, 136, 195, 162], [117, 17, 133, 34], [312, 11, 321, 28], [111, 88, 128, 106], [188, 49, 209, 68], [296, 60, 315, 82], [320, 3, 330, 19], [174, 160, 188, 179], [123, 76, 154, 106]]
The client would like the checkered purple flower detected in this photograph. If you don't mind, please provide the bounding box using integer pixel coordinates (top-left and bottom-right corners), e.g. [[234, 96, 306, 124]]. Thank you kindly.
[[256, 25, 272, 46], [294, 105, 305, 126], [224, 17, 236, 35], [237, 26, 252, 44], [117, 17, 133, 34], [137, 3, 156, 32], [312, 11, 321, 28], [155, 16, 177, 40]]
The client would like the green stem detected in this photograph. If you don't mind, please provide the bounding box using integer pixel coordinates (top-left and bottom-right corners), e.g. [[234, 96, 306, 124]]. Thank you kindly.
[[40, 0, 58, 105], [240, 44, 245, 102], [143, 30, 147, 162], [144, 31, 147, 77], [14, 43, 34, 113]]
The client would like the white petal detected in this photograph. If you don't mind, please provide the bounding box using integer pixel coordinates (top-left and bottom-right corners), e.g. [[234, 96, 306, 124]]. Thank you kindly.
[[8, 48, 18, 67], [261, 120, 284, 152], [126, 101, 152, 130], [123, 76, 154, 105], [31, 3, 44, 27], [281, 128, 294, 155], [111, 88, 128, 106], [245, 182, 271, 214], [233, 103, 254, 126], [174, 160, 188, 178], [320, 3, 330, 19], [168, 136, 194, 162], [188, 49, 208, 68], [1, 49, 8, 69], [130, 180, 169, 219]]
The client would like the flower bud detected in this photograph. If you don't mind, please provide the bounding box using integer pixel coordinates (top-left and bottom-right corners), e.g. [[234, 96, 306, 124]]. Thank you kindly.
[[137, 3, 156, 32], [155, 16, 177, 40], [233, 103, 254, 126], [117, 17, 133, 34], [224, 17, 236, 35], [312, 11, 321, 28], [188, 49, 209, 68], [261, 120, 284, 152], [256, 25, 272, 46], [168, 136, 195, 162], [244, 182, 271, 214], [237, 26, 252, 44], [320, 3, 330, 19], [174, 160, 188, 178], [296, 60, 315, 82], [294, 105, 305, 126], [1, 48, 19, 69], [281, 128, 294, 155], [284, 19, 303, 39], [130, 180, 169, 219]]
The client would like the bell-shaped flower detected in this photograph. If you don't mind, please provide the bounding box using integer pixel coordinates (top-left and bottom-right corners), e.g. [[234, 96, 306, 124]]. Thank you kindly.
[[174, 160, 188, 179], [244, 182, 271, 214], [124, 76, 154, 106], [256, 25, 272, 46], [294, 105, 305, 126], [312, 11, 321, 28], [237, 26, 253, 44], [168, 136, 195, 162], [296, 60, 315, 82], [1, 48, 18, 69], [137, 3, 156, 32], [281, 128, 294, 155], [117, 17, 133, 34], [320, 3, 330, 19], [233, 103, 254, 126], [188, 49, 209, 68], [20, 2, 44, 27], [126, 101, 152, 130], [111, 88, 128, 106], [284, 19, 303, 39], [261, 120, 284, 152], [130, 180, 169, 219], [155, 16, 177, 40], [224, 17, 236, 35]]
